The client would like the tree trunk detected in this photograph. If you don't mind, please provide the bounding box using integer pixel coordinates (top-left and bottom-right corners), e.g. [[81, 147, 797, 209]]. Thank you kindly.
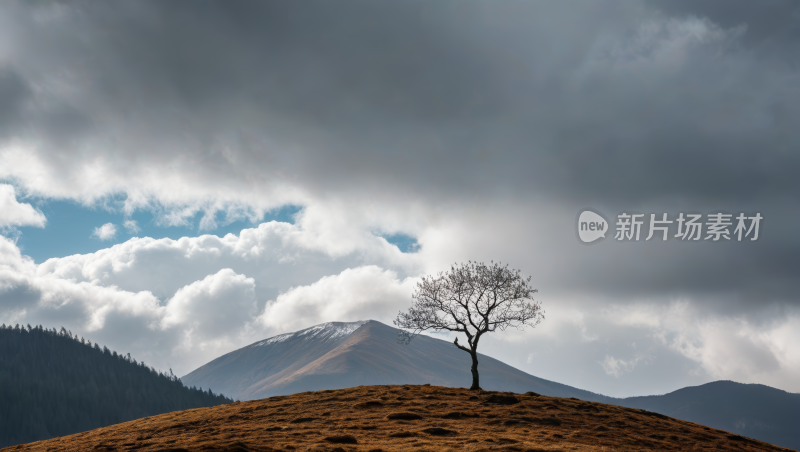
[[469, 351, 481, 391]]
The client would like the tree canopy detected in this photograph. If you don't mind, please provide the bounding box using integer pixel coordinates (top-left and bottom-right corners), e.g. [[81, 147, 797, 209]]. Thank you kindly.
[[395, 261, 544, 390]]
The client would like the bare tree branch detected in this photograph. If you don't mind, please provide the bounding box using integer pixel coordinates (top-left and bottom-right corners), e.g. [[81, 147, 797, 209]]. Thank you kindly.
[[394, 261, 544, 390]]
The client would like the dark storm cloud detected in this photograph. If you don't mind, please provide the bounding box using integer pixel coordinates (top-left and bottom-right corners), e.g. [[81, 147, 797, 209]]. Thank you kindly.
[[5, 0, 797, 202], [2, 0, 799, 303], [0, 67, 30, 134], [649, 0, 800, 52], [29, 1, 501, 123]]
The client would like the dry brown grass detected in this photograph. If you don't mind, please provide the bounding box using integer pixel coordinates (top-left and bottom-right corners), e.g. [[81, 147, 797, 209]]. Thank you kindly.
[[3, 385, 794, 452]]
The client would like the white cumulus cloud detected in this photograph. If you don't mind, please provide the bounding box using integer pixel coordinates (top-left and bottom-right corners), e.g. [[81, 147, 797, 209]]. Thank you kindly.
[[259, 265, 418, 334], [91, 223, 117, 241], [162, 268, 257, 337], [0, 223, 421, 375], [0, 184, 46, 229]]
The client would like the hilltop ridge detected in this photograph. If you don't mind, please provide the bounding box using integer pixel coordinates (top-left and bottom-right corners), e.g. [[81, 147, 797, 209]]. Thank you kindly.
[[5, 385, 793, 452]]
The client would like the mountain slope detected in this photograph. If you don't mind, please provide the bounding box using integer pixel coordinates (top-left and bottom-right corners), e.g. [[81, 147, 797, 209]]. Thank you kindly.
[[618, 381, 800, 450], [181, 321, 370, 400], [182, 319, 611, 402], [0, 324, 232, 448]]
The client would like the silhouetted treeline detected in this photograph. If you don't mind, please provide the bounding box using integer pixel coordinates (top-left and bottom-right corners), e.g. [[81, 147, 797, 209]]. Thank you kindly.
[[0, 323, 233, 448]]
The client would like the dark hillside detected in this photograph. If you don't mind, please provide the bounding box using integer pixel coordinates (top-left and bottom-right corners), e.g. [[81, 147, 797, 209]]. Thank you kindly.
[[0, 324, 232, 448], [619, 381, 800, 450]]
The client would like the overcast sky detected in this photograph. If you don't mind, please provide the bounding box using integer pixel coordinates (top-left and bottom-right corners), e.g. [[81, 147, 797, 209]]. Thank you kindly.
[[1, 0, 799, 398]]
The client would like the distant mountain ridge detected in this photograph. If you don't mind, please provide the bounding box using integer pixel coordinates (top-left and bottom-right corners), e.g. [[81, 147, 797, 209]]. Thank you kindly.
[[183, 319, 800, 450], [618, 380, 800, 450]]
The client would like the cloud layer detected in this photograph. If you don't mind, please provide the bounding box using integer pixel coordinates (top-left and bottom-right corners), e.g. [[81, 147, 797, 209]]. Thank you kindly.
[[1, 1, 799, 396], [0, 215, 421, 375]]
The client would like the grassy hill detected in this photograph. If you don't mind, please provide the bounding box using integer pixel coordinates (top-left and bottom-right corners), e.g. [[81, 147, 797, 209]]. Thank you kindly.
[[4, 384, 794, 452]]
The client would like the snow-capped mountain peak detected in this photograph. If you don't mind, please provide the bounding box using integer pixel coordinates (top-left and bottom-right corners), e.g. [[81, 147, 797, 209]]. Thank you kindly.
[[254, 320, 367, 347]]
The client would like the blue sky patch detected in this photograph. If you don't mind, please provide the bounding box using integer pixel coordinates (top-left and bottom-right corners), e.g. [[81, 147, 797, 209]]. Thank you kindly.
[[379, 233, 420, 254], [13, 200, 302, 264]]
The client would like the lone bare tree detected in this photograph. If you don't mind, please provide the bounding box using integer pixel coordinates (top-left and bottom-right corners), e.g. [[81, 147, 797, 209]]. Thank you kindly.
[[394, 261, 544, 391]]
